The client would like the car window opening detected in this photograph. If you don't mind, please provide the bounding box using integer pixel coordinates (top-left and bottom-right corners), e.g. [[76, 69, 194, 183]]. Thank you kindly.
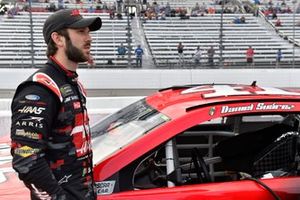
[[120, 113, 299, 194]]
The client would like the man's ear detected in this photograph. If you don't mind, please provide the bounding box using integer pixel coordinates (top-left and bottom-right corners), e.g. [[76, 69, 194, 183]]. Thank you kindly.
[[51, 32, 64, 47]]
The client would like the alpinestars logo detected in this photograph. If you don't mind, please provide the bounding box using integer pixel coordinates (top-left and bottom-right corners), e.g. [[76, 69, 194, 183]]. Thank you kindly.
[[18, 106, 46, 115]]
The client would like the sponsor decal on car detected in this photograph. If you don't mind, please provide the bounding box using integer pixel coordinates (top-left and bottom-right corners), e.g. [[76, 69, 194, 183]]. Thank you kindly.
[[209, 107, 216, 116], [221, 103, 295, 114], [182, 85, 300, 98], [14, 146, 40, 158], [95, 181, 115, 195], [18, 106, 45, 115]]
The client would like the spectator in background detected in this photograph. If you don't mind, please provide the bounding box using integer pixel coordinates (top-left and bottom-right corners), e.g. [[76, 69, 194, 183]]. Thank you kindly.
[[240, 15, 246, 23], [117, 43, 127, 58], [88, 5, 95, 13], [246, 46, 254, 66], [272, 11, 277, 19], [275, 18, 282, 26], [159, 11, 166, 20], [87, 55, 95, 68], [177, 42, 184, 65], [165, 2, 171, 16], [207, 7, 216, 14], [58, 0, 64, 10], [193, 46, 202, 67], [7, 4, 19, 18], [233, 16, 241, 24], [47, 2, 56, 12], [254, 0, 260, 5], [135, 44, 144, 67], [276, 48, 282, 67], [207, 45, 215, 66], [109, 9, 115, 19]]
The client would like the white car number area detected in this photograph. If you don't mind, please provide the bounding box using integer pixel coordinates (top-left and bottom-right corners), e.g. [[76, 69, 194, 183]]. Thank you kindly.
[[181, 85, 300, 98]]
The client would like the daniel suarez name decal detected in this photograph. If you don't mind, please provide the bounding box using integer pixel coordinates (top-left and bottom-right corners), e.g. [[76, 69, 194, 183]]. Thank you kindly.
[[221, 103, 295, 114]]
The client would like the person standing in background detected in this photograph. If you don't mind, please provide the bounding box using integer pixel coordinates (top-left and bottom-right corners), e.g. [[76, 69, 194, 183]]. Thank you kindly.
[[246, 45, 254, 67], [276, 48, 282, 67], [177, 42, 184, 65], [207, 45, 215, 67], [193, 46, 202, 67], [135, 44, 144, 67]]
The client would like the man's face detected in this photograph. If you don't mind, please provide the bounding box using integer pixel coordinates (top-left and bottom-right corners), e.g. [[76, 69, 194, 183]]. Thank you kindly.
[[65, 28, 92, 63]]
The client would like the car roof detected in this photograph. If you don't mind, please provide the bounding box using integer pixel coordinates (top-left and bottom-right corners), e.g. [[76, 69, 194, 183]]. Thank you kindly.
[[146, 83, 300, 117]]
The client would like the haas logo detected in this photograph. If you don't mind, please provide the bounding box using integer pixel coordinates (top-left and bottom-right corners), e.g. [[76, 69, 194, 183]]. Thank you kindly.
[[18, 106, 45, 115]]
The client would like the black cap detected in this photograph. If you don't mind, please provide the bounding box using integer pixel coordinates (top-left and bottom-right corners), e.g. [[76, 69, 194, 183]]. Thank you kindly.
[[43, 9, 102, 44]]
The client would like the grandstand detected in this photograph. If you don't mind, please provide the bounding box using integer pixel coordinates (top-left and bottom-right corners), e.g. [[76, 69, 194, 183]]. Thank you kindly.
[[143, 13, 300, 67], [0, 10, 135, 68], [0, 0, 299, 68]]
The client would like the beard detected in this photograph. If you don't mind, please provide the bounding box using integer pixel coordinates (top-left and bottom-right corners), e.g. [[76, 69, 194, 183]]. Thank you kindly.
[[65, 38, 90, 63]]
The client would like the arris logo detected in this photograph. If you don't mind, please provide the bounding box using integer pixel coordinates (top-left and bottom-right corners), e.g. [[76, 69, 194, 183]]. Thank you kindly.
[[18, 106, 46, 114]]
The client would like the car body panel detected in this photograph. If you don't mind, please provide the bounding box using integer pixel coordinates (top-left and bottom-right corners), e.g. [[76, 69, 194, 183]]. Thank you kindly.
[[93, 84, 300, 200], [98, 177, 300, 200], [1, 84, 300, 199]]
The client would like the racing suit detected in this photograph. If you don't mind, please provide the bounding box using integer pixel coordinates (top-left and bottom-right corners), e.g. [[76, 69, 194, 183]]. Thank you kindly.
[[10, 56, 95, 200]]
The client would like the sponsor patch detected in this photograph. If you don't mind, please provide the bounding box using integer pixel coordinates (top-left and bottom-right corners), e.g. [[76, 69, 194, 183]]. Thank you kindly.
[[18, 106, 46, 115], [73, 102, 81, 109], [18, 100, 47, 106], [64, 95, 79, 103], [22, 116, 44, 122], [25, 94, 40, 101], [58, 174, 72, 185], [14, 146, 40, 158], [60, 84, 74, 97], [15, 129, 41, 140], [16, 120, 44, 129], [95, 181, 115, 195]]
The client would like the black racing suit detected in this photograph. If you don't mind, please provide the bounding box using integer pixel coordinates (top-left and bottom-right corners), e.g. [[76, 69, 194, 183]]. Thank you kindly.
[[10, 57, 95, 200]]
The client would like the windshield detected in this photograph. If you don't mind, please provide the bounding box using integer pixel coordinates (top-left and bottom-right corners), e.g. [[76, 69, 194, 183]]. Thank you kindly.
[[91, 98, 170, 164]]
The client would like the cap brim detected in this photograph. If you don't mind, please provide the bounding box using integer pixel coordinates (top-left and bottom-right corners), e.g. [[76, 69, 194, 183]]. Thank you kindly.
[[68, 17, 102, 31]]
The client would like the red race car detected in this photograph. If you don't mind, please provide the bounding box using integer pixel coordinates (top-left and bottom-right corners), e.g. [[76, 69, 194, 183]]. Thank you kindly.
[[1, 83, 300, 199]]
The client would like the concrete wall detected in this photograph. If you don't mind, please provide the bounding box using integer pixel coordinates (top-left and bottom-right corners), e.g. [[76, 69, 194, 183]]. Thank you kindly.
[[1, 68, 300, 135], [1, 68, 300, 91]]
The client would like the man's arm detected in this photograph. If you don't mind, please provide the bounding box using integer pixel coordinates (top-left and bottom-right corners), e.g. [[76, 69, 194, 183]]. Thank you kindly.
[[11, 83, 65, 198]]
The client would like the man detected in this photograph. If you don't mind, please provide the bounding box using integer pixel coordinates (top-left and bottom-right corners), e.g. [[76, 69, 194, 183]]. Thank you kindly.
[[193, 46, 202, 67], [276, 48, 282, 67], [10, 9, 102, 200], [246, 45, 254, 66], [177, 42, 184, 66], [135, 44, 143, 68], [207, 45, 215, 67], [116, 42, 127, 58]]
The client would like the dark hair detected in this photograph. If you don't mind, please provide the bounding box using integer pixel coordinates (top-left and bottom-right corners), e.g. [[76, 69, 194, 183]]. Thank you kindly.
[[46, 29, 69, 57]]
